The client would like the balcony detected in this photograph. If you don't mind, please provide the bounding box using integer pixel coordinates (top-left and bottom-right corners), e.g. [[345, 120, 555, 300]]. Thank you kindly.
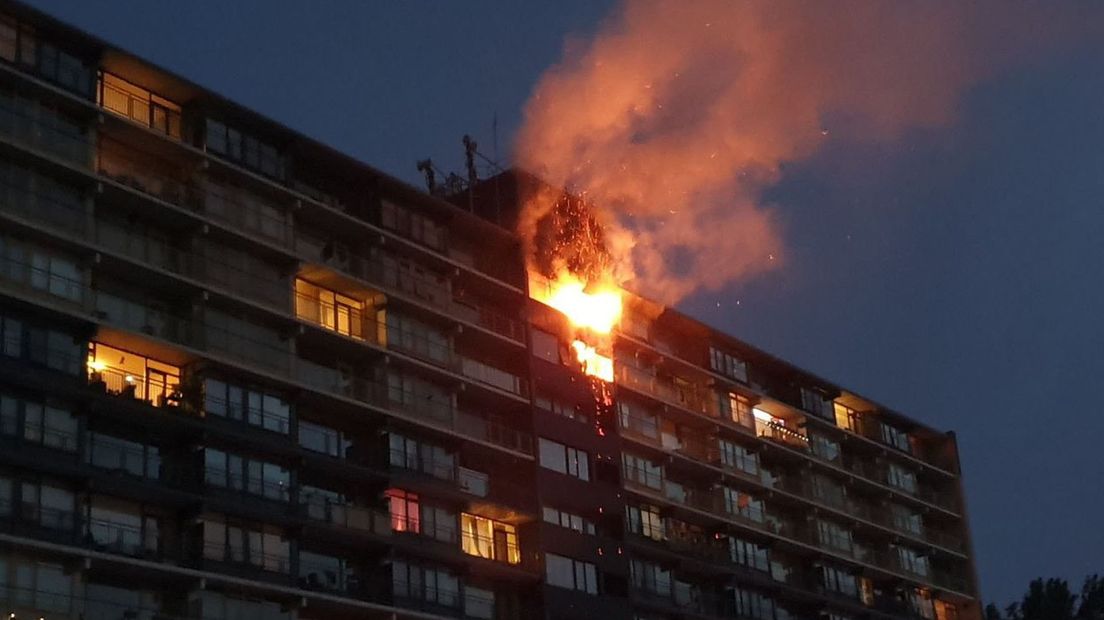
[[303, 240, 523, 343], [617, 365, 715, 417], [201, 541, 290, 574], [87, 517, 158, 558], [98, 72, 182, 140], [87, 342, 181, 408], [459, 356, 528, 397], [301, 497, 391, 536], [0, 91, 93, 167], [98, 140, 199, 210], [460, 513, 520, 565]]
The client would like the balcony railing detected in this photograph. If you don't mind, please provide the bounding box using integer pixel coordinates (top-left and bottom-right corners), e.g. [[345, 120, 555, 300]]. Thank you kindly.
[[201, 541, 290, 574], [99, 141, 199, 210], [87, 517, 156, 557], [0, 93, 93, 167], [302, 497, 391, 535]]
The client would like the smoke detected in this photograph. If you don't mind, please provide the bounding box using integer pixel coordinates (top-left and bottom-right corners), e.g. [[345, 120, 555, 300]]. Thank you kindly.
[[514, 1, 1102, 304]]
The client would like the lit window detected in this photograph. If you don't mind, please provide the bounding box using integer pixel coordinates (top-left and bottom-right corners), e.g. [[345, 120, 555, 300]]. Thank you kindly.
[[98, 72, 181, 138], [460, 513, 520, 564], [295, 279, 366, 341], [387, 489, 420, 533], [87, 342, 180, 407]]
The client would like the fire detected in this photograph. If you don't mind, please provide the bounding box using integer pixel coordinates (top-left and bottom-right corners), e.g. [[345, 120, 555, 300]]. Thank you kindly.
[[571, 340, 614, 382], [530, 270, 621, 382], [535, 271, 623, 334]]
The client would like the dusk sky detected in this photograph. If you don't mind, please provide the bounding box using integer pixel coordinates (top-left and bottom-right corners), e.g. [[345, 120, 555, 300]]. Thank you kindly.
[[28, 0, 1104, 605]]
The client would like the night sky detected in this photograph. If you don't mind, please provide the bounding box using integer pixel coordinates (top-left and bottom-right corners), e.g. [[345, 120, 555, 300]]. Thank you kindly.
[[26, 0, 1104, 605]]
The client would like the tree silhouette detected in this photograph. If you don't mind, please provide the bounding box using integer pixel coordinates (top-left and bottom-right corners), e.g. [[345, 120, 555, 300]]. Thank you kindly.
[[987, 576, 1103, 620]]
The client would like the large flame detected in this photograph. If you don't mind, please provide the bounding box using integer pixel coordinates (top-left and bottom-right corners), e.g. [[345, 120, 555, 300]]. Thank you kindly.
[[530, 270, 621, 382], [535, 271, 623, 335]]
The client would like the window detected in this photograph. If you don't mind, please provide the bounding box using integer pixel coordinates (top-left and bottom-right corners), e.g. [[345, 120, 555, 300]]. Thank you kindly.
[[202, 517, 289, 573], [816, 518, 853, 553], [298, 550, 346, 592], [834, 402, 860, 432], [543, 506, 597, 535], [887, 463, 918, 494], [205, 377, 290, 434], [386, 370, 453, 422], [384, 309, 451, 364], [87, 497, 158, 557], [618, 400, 658, 439], [535, 392, 590, 424], [810, 473, 846, 508], [298, 420, 348, 457], [380, 200, 445, 251], [422, 504, 457, 543], [531, 328, 562, 364], [388, 432, 456, 480], [387, 489, 420, 533], [295, 279, 367, 341], [894, 544, 930, 577], [98, 72, 181, 138], [729, 537, 769, 572], [722, 487, 764, 523], [86, 432, 160, 479], [0, 235, 82, 303], [729, 587, 777, 620], [20, 481, 74, 530], [204, 449, 289, 502], [392, 560, 460, 608], [87, 343, 180, 407], [810, 432, 841, 463], [546, 554, 598, 594], [630, 559, 671, 597], [622, 452, 662, 490], [538, 438, 589, 481], [464, 586, 495, 620], [709, 346, 748, 382], [821, 564, 859, 598], [2, 558, 72, 613], [0, 393, 77, 452], [717, 390, 753, 427], [909, 588, 936, 620], [0, 475, 11, 516], [205, 118, 284, 179], [890, 503, 923, 536], [460, 513, 520, 564], [626, 504, 665, 541], [880, 421, 913, 453], [801, 387, 833, 419], [717, 438, 759, 476]]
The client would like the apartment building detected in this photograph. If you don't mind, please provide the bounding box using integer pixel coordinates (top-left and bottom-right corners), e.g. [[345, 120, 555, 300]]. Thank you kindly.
[[0, 3, 980, 620]]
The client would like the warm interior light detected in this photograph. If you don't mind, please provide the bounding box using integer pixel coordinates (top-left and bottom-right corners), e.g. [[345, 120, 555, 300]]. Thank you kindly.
[[752, 408, 775, 423], [531, 271, 623, 334], [88, 359, 106, 372], [571, 340, 614, 382]]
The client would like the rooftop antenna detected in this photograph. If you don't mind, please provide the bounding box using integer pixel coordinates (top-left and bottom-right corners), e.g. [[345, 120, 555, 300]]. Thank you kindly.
[[463, 135, 478, 188], [463, 134, 478, 212], [416, 158, 437, 194]]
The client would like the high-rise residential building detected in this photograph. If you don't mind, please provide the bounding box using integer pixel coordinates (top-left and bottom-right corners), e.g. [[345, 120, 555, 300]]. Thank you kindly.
[[0, 3, 980, 620]]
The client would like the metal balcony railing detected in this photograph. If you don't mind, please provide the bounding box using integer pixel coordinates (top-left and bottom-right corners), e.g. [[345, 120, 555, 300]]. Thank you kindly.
[[0, 93, 93, 167], [301, 497, 391, 535], [201, 541, 290, 574], [87, 516, 156, 557]]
